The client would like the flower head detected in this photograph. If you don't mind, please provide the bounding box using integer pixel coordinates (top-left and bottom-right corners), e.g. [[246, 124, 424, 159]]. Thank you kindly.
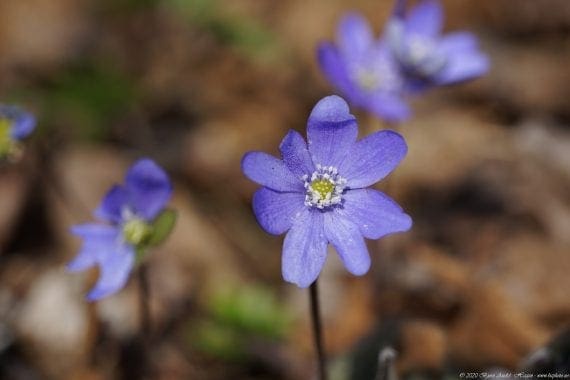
[[68, 158, 175, 301], [386, 0, 489, 90], [0, 104, 36, 159], [317, 13, 410, 123], [242, 96, 412, 288]]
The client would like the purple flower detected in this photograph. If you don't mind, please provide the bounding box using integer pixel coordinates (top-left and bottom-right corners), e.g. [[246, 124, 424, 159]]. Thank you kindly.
[[242, 96, 412, 287], [317, 13, 410, 123], [68, 158, 174, 301], [0, 104, 36, 158], [386, 0, 489, 90]]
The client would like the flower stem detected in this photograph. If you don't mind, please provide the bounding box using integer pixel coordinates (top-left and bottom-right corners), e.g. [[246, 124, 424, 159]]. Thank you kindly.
[[138, 263, 151, 339], [309, 280, 328, 380], [136, 263, 154, 378]]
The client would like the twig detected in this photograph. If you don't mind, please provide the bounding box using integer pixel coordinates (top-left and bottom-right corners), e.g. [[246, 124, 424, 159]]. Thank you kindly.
[[375, 347, 398, 380]]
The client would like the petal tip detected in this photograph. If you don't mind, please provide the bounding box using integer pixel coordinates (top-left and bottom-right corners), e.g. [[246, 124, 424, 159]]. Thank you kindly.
[[316, 41, 335, 63], [66, 262, 82, 273], [241, 151, 260, 180], [385, 129, 408, 152], [86, 289, 105, 302], [283, 273, 314, 289], [127, 157, 171, 189], [310, 95, 354, 123], [400, 213, 413, 231], [339, 11, 367, 28], [278, 130, 302, 151], [348, 261, 371, 276]]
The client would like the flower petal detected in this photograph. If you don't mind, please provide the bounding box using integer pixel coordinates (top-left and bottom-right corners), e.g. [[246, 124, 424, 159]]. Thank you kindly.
[[340, 130, 408, 188], [337, 13, 374, 57], [242, 152, 303, 192], [317, 43, 362, 104], [94, 185, 129, 223], [282, 210, 327, 288], [405, 0, 443, 37], [0, 105, 36, 140], [68, 224, 119, 272], [367, 93, 411, 123], [338, 189, 412, 239], [438, 32, 478, 54], [68, 245, 107, 272], [324, 212, 370, 276], [279, 130, 314, 178], [71, 223, 118, 238], [68, 236, 115, 272], [434, 51, 489, 85], [125, 158, 173, 221], [253, 187, 305, 235], [67, 249, 96, 272], [87, 244, 135, 301], [307, 95, 358, 168], [317, 43, 349, 89], [10, 111, 36, 140]]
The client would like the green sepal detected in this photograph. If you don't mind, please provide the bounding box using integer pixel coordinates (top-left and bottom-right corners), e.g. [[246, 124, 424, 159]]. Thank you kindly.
[[131, 209, 176, 264], [146, 209, 177, 247]]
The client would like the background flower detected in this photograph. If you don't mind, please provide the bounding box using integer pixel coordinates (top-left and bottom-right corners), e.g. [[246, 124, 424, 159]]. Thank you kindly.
[[386, 0, 489, 91], [0, 104, 36, 158], [317, 13, 411, 123], [68, 158, 174, 301], [242, 95, 412, 287]]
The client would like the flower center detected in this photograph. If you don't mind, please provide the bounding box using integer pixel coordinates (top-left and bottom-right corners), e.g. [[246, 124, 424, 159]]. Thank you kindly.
[[303, 165, 347, 209], [356, 69, 381, 92], [123, 218, 153, 246], [0, 118, 17, 159], [402, 35, 446, 77], [407, 36, 432, 63], [352, 58, 402, 94]]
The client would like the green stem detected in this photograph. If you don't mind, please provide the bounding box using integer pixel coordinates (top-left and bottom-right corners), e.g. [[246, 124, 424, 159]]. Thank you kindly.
[[138, 263, 151, 340], [310, 280, 328, 380]]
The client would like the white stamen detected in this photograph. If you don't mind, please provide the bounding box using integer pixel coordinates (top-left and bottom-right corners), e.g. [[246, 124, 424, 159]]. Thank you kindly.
[[303, 165, 347, 209]]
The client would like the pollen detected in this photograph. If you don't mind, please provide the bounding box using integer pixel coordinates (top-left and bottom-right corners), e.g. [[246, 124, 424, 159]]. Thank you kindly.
[[123, 218, 153, 246], [303, 164, 347, 209], [0, 118, 18, 159], [311, 179, 335, 199], [356, 69, 380, 92]]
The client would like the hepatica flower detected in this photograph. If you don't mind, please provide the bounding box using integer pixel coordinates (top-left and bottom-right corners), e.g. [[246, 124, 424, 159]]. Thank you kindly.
[[386, 0, 489, 90], [242, 96, 412, 287], [68, 158, 176, 301], [0, 104, 36, 159], [318, 13, 410, 123]]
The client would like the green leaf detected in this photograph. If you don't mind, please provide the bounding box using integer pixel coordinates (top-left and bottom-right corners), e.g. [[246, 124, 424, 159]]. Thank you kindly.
[[209, 285, 293, 339], [147, 209, 177, 247], [190, 321, 245, 360]]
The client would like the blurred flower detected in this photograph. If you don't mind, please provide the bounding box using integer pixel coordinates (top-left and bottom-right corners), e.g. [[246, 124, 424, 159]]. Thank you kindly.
[[242, 96, 412, 287], [68, 158, 176, 301], [0, 104, 36, 159], [386, 0, 489, 91], [317, 13, 410, 123]]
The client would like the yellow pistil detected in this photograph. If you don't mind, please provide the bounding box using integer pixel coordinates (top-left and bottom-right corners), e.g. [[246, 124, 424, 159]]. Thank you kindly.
[[356, 69, 380, 92], [123, 219, 153, 246], [0, 119, 16, 158], [311, 179, 335, 200]]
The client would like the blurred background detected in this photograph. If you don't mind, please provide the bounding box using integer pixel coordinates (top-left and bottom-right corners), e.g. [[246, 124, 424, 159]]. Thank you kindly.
[[0, 0, 569, 379]]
